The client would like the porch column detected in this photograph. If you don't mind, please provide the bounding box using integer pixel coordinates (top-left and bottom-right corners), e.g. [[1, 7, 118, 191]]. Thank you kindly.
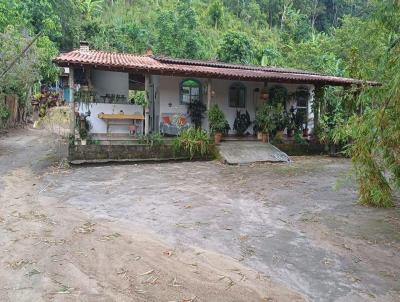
[[207, 78, 212, 110], [69, 67, 75, 137], [207, 78, 212, 135], [144, 74, 150, 135]]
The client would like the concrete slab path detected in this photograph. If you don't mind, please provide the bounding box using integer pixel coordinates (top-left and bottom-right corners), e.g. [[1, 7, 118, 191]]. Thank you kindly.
[[218, 141, 290, 164]]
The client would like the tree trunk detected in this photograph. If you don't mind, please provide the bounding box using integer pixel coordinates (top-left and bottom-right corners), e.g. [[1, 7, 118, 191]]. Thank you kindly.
[[311, 0, 319, 32]]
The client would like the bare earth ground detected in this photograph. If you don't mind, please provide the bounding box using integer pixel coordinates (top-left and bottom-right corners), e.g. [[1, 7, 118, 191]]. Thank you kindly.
[[1, 127, 399, 302]]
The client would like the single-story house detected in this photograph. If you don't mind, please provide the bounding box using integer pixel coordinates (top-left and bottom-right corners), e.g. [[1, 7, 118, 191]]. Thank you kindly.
[[54, 42, 373, 139]]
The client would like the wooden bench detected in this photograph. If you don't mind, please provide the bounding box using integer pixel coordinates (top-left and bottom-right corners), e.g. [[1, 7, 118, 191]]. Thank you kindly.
[[98, 113, 144, 134]]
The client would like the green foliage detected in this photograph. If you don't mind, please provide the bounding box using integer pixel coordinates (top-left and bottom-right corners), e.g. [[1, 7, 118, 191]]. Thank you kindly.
[[207, 104, 226, 134], [217, 31, 255, 64], [233, 110, 251, 135], [187, 99, 206, 129], [78, 118, 92, 140], [80, 0, 103, 21], [130, 91, 148, 107], [271, 103, 289, 131], [209, 0, 224, 29], [155, 1, 205, 59], [269, 86, 288, 106], [255, 104, 275, 133], [331, 6, 400, 207], [0, 26, 58, 110], [172, 127, 209, 159], [137, 132, 164, 147], [0, 101, 10, 124], [287, 106, 305, 132], [293, 130, 306, 145], [318, 87, 345, 145]]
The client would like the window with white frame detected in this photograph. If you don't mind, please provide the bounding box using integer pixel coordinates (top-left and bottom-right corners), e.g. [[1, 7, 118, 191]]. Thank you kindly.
[[295, 87, 310, 127]]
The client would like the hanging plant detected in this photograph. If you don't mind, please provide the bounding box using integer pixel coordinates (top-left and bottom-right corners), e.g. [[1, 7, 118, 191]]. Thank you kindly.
[[269, 85, 288, 106]]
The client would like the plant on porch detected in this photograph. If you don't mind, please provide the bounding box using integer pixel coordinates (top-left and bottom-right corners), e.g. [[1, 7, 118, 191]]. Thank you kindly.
[[255, 104, 275, 143], [233, 110, 251, 136], [269, 85, 288, 107], [287, 106, 305, 137], [271, 103, 289, 142], [208, 104, 227, 144], [77, 117, 92, 145], [187, 99, 206, 129]]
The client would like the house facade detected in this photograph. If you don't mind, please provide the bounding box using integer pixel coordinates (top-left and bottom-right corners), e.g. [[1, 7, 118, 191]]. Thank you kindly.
[[54, 43, 367, 138]]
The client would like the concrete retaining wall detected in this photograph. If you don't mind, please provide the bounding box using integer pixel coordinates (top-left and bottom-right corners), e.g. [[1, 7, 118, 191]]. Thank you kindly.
[[68, 144, 216, 164], [272, 143, 325, 156]]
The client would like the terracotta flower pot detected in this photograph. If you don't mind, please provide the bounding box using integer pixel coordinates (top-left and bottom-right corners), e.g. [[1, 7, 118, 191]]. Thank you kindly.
[[276, 130, 284, 140], [261, 132, 269, 143], [214, 133, 222, 145], [257, 132, 263, 140]]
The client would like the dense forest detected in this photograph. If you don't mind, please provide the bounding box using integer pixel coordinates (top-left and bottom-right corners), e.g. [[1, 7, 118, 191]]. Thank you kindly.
[[0, 0, 399, 207]]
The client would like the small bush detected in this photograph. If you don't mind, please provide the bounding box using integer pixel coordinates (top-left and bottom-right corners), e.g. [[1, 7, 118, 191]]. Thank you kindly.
[[137, 132, 164, 147], [255, 104, 275, 133], [172, 127, 209, 159], [208, 104, 226, 134]]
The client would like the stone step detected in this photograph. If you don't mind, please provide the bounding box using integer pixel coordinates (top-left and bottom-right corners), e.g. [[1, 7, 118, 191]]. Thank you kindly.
[[217, 141, 290, 164]]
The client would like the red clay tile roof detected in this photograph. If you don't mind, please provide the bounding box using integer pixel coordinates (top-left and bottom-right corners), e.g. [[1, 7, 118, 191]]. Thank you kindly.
[[54, 50, 377, 86], [155, 56, 324, 76]]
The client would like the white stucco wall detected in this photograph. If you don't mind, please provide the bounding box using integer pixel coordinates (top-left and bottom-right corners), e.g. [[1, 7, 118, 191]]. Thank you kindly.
[[79, 70, 315, 134], [156, 76, 314, 134], [77, 70, 143, 134], [92, 70, 129, 101], [158, 76, 264, 134], [78, 103, 144, 134], [209, 79, 263, 134]]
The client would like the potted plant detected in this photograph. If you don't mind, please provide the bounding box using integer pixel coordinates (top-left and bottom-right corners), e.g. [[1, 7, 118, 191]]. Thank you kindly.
[[208, 104, 227, 144], [233, 110, 251, 136], [187, 99, 206, 129], [78, 117, 92, 145], [255, 104, 275, 143], [272, 103, 288, 141]]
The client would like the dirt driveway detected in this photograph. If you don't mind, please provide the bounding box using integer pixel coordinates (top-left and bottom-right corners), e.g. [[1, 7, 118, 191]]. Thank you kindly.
[[1, 128, 399, 301]]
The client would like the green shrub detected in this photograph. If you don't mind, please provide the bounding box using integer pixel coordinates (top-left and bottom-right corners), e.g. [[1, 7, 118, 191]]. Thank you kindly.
[[255, 104, 275, 133], [172, 127, 209, 159], [0, 104, 10, 124], [272, 103, 289, 131], [137, 132, 164, 147], [129, 91, 148, 107], [187, 99, 207, 129], [233, 110, 251, 135], [208, 104, 226, 134], [78, 118, 92, 140]]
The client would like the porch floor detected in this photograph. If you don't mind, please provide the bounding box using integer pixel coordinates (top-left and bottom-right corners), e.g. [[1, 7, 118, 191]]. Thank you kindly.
[[217, 141, 290, 164]]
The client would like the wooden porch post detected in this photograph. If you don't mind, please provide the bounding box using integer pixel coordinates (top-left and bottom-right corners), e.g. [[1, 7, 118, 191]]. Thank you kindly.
[[144, 74, 150, 135], [207, 78, 212, 110], [313, 85, 324, 130], [69, 67, 75, 137], [207, 78, 212, 135]]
